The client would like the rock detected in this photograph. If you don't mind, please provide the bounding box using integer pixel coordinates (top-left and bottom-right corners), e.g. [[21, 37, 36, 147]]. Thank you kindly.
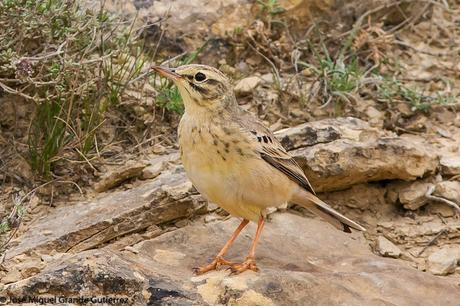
[[427, 246, 460, 276], [292, 136, 438, 192], [5, 250, 152, 304], [403, 114, 429, 132], [234, 76, 261, 96], [147, 152, 181, 165], [397, 181, 434, 210], [323, 184, 388, 210], [2, 269, 21, 284], [275, 117, 382, 151], [5, 168, 206, 260], [5, 213, 459, 305], [434, 181, 460, 203], [174, 219, 189, 228], [366, 105, 385, 127], [124, 246, 139, 254], [428, 203, 456, 218], [94, 160, 147, 192], [141, 225, 163, 240], [206, 202, 220, 213], [260, 73, 275, 84], [15, 258, 44, 278], [204, 214, 222, 223], [141, 162, 165, 180], [377, 215, 460, 259], [375, 236, 401, 258], [40, 253, 67, 263], [126, 117, 438, 195]]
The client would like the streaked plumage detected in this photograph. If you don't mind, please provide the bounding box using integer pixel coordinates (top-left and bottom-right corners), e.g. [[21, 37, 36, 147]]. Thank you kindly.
[[153, 64, 365, 274]]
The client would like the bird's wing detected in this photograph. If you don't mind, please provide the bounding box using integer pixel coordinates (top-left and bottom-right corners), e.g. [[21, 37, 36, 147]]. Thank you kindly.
[[236, 110, 316, 195], [233, 109, 366, 233]]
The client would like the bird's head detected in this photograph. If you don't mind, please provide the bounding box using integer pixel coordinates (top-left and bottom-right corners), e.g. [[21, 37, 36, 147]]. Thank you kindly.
[[152, 64, 235, 114]]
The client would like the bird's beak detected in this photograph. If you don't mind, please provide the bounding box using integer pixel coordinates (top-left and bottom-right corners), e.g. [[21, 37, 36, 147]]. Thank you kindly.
[[152, 66, 182, 81]]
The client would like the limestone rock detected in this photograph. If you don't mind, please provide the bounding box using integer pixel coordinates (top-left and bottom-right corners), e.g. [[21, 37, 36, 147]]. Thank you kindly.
[[2, 269, 21, 285], [375, 236, 401, 258], [440, 155, 460, 176], [5, 213, 459, 305], [234, 76, 262, 96], [366, 106, 385, 127], [15, 258, 44, 278], [260, 73, 275, 84], [292, 137, 438, 192], [94, 160, 146, 192], [428, 202, 456, 218], [434, 181, 460, 203], [377, 215, 460, 254], [275, 117, 381, 150], [91, 117, 439, 200], [142, 152, 181, 180], [427, 246, 460, 276], [141, 162, 165, 180], [5, 168, 206, 260], [320, 184, 394, 234], [398, 181, 434, 210], [5, 250, 156, 304]]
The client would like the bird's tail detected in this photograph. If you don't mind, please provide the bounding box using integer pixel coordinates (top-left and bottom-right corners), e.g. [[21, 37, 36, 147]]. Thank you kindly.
[[291, 188, 366, 233]]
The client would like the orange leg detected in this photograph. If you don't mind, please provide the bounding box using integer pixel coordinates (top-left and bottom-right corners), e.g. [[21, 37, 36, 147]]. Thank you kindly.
[[229, 215, 265, 275], [193, 219, 249, 275]]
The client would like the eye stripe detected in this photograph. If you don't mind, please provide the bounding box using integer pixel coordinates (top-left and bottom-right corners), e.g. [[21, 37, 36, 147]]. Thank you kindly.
[[206, 79, 219, 85], [189, 82, 208, 94]]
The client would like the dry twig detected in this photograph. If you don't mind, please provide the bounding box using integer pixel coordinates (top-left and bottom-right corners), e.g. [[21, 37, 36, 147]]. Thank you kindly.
[[425, 185, 460, 214], [416, 229, 447, 257]]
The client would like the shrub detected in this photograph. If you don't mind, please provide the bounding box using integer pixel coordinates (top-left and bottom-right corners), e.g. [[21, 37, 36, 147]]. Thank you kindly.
[[0, 0, 145, 177]]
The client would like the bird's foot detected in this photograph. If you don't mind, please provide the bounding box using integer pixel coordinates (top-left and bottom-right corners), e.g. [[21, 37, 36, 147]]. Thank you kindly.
[[228, 257, 259, 275], [193, 256, 234, 275]]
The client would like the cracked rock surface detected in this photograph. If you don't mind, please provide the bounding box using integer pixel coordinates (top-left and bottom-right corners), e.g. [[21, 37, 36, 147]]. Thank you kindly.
[[4, 213, 459, 305]]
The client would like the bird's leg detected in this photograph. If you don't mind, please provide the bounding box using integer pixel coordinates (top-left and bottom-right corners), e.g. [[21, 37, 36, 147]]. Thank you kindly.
[[193, 219, 249, 275], [229, 215, 265, 275]]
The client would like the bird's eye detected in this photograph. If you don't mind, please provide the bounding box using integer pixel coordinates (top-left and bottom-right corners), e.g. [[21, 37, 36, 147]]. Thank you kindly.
[[194, 72, 206, 82]]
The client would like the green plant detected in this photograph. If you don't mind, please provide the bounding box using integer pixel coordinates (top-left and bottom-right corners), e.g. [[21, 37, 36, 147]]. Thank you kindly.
[[377, 78, 456, 112], [297, 39, 364, 114], [233, 26, 244, 35], [0, 192, 28, 254], [0, 221, 10, 236], [0, 0, 146, 177], [257, 0, 286, 16], [317, 58, 362, 93]]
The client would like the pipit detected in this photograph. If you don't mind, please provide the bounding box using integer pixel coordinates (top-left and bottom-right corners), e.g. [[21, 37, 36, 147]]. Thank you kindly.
[[153, 64, 365, 275]]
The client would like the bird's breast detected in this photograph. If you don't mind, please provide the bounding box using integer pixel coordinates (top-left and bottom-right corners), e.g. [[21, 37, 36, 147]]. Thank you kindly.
[[177, 114, 296, 220], [178, 116, 251, 201]]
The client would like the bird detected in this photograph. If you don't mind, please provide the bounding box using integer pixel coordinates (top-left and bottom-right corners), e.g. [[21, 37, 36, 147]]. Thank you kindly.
[[152, 64, 365, 275]]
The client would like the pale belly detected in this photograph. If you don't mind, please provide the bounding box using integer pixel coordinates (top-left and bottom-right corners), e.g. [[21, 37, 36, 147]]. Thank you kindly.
[[179, 120, 296, 221]]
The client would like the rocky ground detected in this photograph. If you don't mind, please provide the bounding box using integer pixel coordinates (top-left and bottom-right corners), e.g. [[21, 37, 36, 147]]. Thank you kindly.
[[1, 117, 460, 305], [1, 0, 460, 305]]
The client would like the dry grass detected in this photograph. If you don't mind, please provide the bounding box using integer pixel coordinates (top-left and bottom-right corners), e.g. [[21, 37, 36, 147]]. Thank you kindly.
[[0, 0, 146, 178]]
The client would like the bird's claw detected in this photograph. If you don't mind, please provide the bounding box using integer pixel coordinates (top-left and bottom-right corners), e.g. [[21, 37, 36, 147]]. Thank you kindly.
[[227, 257, 259, 275], [193, 256, 234, 275]]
